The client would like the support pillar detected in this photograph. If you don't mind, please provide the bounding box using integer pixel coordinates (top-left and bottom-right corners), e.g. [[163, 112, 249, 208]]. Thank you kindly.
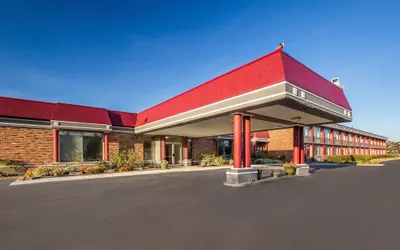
[[243, 116, 251, 168], [224, 113, 258, 186], [161, 136, 166, 160], [183, 137, 188, 160], [233, 114, 242, 168], [293, 126, 300, 164], [299, 127, 305, 164], [104, 133, 109, 161], [53, 129, 59, 162]]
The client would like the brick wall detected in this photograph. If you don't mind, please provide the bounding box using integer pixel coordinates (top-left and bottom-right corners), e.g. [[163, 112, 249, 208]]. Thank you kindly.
[[0, 127, 53, 163], [192, 138, 216, 160], [267, 128, 294, 160], [109, 132, 144, 160]]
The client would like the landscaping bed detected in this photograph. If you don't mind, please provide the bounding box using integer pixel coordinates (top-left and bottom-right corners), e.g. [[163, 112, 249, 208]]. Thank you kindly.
[[324, 155, 399, 165]]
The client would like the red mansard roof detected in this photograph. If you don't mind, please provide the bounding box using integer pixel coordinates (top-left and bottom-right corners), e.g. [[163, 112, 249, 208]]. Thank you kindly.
[[136, 49, 352, 127], [107, 110, 137, 127], [51, 103, 112, 125], [0, 96, 136, 127], [0, 96, 55, 120]]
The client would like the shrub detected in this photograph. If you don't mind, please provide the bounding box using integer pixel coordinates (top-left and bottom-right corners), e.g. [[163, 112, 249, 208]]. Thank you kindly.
[[212, 156, 226, 166], [110, 149, 138, 170], [50, 166, 65, 176], [283, 162, 298, 168], [228, 159, 234, 165], [0, 166, 27, 176], [0, 159, 26, 166], [64, 165, 78, 174], [31, 166, 52, 178], [159, 160, 168, 169], [24, 168, 35, 177], [200, 154, 227, 167]]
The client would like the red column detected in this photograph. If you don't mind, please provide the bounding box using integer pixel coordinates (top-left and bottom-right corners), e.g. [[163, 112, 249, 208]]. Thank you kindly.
[[300, 127, 305, 164], [320, 127, 325, 158], [104, 133, 109, 161], [243, 116, 251, 168], [183, 136, 189, 160], [161, 136, 166, 160], [293, 126, 300, 164], [53, 129, 59, 162], [330, 130, 334, 155], [233, 114, 242, 168]]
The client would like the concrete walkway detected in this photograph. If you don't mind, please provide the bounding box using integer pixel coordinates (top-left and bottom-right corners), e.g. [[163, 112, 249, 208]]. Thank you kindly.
[[9, 166, 230, 186]]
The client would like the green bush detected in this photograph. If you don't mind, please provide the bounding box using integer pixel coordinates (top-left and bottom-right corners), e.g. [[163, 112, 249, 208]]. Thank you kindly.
[[228, 159, 234, 165], [110, 149, 138, 170], [50, 166, 65, 176], [0, 166, 27, 176], [0, 159, 26, 166], [200, 154, 227, 167]]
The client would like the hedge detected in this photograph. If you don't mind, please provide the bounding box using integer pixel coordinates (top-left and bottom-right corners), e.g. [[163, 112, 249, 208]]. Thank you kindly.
[[325, 155, 396, 164]]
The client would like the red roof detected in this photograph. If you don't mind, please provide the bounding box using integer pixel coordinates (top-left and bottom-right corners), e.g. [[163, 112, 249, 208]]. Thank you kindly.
[[137, 49, 286, 126], [251, 131, 270, 139], [51, 103, 111, 125], [108, 110, 137, 127], [136, 49, 352, 127], [0, 96, 55, 120], [281, 52, 351, 111]]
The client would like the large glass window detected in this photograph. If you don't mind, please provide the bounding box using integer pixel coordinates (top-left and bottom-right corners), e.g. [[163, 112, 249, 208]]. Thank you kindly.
[[334, 130, 339, 140], [304, 126, 310, 136], [218, 140, 233, 159], [324, 128, 330, 139], [60, 131, 103, 162], [144, 136, 154, 160], [313, 145, 321, 156], [314, 127, 321, 138], [342, 131, 347, 141], [334, 146, 340, 155], [324, 146, 330, 156], [188, 138, 193, 160]]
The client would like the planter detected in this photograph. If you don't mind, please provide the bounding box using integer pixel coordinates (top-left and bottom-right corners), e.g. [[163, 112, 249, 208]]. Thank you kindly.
[[183, 160, 192, 167], [284, 167, 296, 176], [256, 169, 263, 180]]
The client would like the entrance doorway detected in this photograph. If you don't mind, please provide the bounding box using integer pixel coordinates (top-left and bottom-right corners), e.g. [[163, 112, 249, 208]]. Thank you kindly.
[[166, 143, 182, 165]]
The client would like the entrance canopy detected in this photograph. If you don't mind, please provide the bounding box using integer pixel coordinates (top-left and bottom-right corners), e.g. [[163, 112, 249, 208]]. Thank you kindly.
[[135, 48, 352, 137]]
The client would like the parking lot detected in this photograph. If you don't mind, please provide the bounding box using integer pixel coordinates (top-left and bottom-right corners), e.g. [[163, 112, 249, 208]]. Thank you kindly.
[[1, 161, 400, 250]]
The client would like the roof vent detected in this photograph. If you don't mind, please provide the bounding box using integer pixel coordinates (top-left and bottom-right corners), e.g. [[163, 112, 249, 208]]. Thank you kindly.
[[331, 77, 340, 87]]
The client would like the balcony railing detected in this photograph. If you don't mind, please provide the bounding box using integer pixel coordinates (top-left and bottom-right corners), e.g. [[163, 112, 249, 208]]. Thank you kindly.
[[342, 141, 349, 146], [334, 140, 341, 145], [349, 141, 355, 146], [304, 136, 313, 143], [324, 138, 333, 144], [314, 137, 322, 144]]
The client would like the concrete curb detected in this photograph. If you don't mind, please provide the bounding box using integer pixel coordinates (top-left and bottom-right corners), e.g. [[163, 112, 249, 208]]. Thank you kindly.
[[356, 164, 385, 167], [223, 174, 309, 188], [9, 166, 230, 186]]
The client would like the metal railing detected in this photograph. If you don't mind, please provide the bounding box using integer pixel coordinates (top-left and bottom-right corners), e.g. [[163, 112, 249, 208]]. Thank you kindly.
[[349, 141, 355, 146], [304, 136, 313, 143], [324, 138, 333, 144], [334, 140, 341, 145], [314, 137, 322, 144]]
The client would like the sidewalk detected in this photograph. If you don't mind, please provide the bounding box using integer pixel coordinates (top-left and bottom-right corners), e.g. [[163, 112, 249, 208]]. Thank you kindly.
[[9, 166, 230, 186]]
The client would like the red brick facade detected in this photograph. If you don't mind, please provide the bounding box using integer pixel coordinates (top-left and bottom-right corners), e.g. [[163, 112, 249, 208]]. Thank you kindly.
[[0, 127, 53, 164], [109, 132, 144, 160], [192, 138, 217, 160], [267, 128, 294, 160]]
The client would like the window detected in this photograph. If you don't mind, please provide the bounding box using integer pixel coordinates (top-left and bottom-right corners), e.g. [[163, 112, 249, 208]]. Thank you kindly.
[[349, 148, 353, 155], [314, 127, 321, 138], [255, 142, 267, 152], [188, 138, 193, 160], [334, 146, 340, 155], [218, 140, 233, 159], [313, 145, 321, 156], [342, 132, 347, 141], [342, 147, 346, 155], [59, 131, 103, 162], [324, 146, 330, 156], [349, 134, 353, 141], [304, 126, 310, 136], [144, 136, 154, 160], [324, 128, 330, 139], [334, 130, 339, 140]]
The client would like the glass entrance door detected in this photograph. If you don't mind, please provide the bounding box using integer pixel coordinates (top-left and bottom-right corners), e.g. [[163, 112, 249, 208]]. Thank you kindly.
[[166, 143, 182, 165]]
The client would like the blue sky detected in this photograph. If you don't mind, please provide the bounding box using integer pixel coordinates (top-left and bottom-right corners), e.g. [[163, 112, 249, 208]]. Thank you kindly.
[[0, 0, 399, 140]]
